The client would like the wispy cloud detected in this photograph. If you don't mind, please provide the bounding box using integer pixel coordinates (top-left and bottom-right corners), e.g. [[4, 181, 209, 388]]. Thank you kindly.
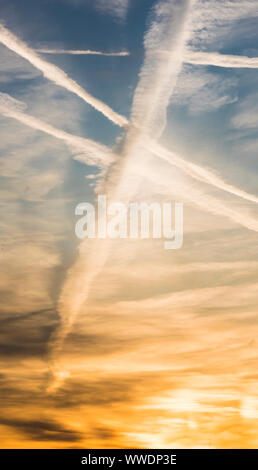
[[0, 23, 128, 127], [172, 65, 238, 113], [95, 0, 129, 20], [191, 0, 258, 48], [57, 0, 130, 21], [231, 93, 258, 129], [0, 44, 40, 83]]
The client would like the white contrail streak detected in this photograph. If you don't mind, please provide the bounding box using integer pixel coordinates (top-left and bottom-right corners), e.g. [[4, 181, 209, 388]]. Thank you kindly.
[[47, 1, 198, 384], [185, 50, 258, 68], [0, 92, 114, 167], [0, 23, 128, 128], [37, 49, 129, 56], [46, 0, 258, 391], [47, 237, 111, 392], [135, 153, 258, 233], [131, 0, 195, 138], [2, 19, 255, 205], [2, 88, 256, 205], [145, 138, 258, 205]]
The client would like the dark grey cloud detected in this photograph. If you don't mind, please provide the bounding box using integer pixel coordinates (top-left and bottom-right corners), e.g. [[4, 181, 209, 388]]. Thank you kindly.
[[0, 417, 81, 442], [0, 308, 58, 358], [49, 377, 134, 408], [0, 308, 53, 326], [65, 330, 139, 357], [48, 370, 174, 409]]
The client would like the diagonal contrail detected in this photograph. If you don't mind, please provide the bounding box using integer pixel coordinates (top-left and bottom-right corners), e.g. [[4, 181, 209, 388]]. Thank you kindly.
[[1, 23, 257, 205], [42, 0, 258, 391], [46, 0, 198, 391], [145, 138, 258, 205], [0, 23, 128, 128], [0, 92, 114, 168]]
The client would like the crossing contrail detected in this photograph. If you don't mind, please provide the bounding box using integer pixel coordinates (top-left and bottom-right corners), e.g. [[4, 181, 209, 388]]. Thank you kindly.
[[0, 23, 128, 128], [43, 0, 258, 392], [46, 0, 198, 391]]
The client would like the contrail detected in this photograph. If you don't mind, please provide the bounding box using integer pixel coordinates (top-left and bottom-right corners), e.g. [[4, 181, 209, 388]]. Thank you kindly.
[[0, 23, 128, 128], [130, 0, 195, 139], [47, 237, 112, 392], [37, 49, 130, 56], [185, 50, 258, 68], [46, 0, 197, 391], [2, 89, 256, 207], [135, 153, 258, 233], [46, 0, 258, 391], [1, 22, 256, 205], [0, 92, 114, 168], [145, 138, 258, 205]]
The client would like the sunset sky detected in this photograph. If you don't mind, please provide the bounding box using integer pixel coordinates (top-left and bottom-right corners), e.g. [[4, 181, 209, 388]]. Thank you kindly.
[[0, 0, 258, 449]]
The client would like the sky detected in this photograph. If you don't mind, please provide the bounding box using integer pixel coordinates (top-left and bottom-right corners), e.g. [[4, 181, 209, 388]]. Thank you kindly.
[[0, 0, 258, 449]]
